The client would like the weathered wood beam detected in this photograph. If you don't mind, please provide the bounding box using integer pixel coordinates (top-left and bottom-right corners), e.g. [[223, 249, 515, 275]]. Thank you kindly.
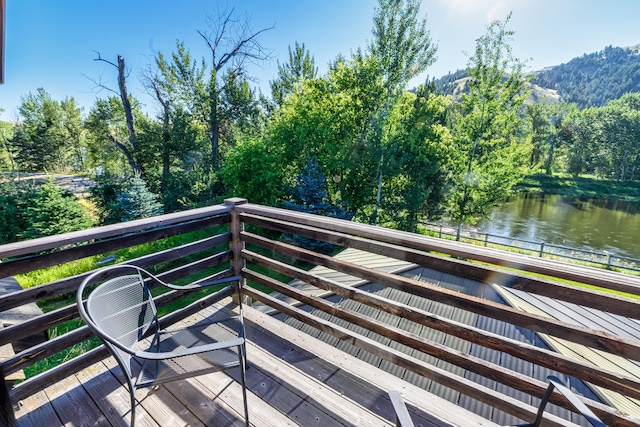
[[0, 233, 231, 313], [243, 284, 636, 427], [243, 249, 640, 401], [0, 215, 227, 278], [242, 232, 640, 362], [0, 204, 230, 259], [240, 213, 640, 319], [238, 204, 640, 296]]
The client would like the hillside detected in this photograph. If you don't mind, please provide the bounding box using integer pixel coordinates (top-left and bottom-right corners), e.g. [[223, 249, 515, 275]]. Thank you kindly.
[[432, 43, 640, 108]]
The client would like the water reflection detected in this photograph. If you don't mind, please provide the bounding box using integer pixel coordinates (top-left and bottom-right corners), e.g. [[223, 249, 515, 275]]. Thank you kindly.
[[477, 193, 640, 259]]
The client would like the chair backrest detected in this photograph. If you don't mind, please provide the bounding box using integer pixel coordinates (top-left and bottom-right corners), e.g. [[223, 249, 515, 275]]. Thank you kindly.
[[79, 266, 158, 360]]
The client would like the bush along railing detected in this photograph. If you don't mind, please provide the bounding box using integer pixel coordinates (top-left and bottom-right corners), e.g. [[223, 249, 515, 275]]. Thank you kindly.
[[424, 222, 640, 273], [1, 199, 640, 426], [0, 199, 251, 426], [236, 202, 640, 427]]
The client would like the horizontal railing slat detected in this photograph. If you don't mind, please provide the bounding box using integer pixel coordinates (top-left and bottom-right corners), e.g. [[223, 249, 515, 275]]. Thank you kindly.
[[0, 233, 231, 313], [242, 231, 640, 361], [0, 204, 231, 259], [0, 216, 227, 278], [238, 204, 640, 297], [242, 249, 640, 401], [241, 213, 640, 319], [243, 284, 634, 427]]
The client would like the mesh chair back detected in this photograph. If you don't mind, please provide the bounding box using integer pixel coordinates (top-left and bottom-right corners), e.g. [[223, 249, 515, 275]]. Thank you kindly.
[[86, 271, 158, 353]]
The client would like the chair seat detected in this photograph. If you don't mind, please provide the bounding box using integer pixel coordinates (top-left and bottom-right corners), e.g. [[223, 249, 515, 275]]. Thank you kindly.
[[138, 319, 243, 387], [77, 264, 249, 427]]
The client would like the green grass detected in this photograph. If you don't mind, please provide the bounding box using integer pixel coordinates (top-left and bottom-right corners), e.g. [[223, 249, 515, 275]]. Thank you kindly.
[[17, 226, 231, 379], [516, 174, 640, 201], [416, 223, 640, 300], [17, 225, 316, 379]]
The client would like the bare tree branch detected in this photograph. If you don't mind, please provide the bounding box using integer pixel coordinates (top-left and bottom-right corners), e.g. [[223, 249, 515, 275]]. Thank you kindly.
[[91, 52, 144, 177], [198, 7, 274, 73]]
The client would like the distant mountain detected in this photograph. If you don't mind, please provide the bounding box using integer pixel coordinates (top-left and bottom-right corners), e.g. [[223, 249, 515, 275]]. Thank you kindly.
[[432, 44, 640, 109]]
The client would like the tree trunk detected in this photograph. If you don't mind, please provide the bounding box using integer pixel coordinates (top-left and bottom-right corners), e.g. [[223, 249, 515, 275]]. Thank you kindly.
[[209, 83, 220, 171], [116, 55, 144, 178], [373, 153, 384, 226], [545, 137, 555, 175], [108, 134, 138, 175]]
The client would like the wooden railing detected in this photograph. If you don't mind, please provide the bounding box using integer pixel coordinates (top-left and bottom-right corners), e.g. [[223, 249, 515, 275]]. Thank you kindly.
[[1, 198, 640, 426], [0, 199, 249, 427], [236, 202, 640, 427]]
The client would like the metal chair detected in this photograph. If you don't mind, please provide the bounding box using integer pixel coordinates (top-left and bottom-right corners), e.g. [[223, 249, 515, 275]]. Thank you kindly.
[[389, 376, 606, 427], [77, 264, 249, 427]]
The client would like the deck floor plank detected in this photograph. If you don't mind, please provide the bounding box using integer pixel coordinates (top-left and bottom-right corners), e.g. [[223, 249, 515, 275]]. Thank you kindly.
[[76, 361, 160, 427], [102, 357, 206, 427], [14, 390, 61, 427], [240, 303, 500, 427], [14, 300, 502, 427], [43, 372, 110, 426], [242, 335, 390, 426]]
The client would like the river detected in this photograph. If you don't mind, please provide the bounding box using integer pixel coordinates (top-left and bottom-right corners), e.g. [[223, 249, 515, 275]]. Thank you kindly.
[[475, 193, 640, 259]]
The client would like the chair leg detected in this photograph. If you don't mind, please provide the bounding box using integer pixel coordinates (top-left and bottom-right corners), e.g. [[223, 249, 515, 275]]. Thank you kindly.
[[125, 376, 137, 427], [239, 343, 249, 427]]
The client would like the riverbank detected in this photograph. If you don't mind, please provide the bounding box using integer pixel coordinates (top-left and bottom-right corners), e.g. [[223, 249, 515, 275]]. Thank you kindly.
[[516, 174, 640, 201]]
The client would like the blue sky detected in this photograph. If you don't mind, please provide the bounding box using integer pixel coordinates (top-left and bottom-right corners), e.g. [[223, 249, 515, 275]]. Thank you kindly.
[[1, 0, 640, 121]]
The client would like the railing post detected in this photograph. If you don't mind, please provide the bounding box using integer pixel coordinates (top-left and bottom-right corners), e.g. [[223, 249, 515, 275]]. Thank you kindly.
[[539, 242, 545, 258], [606, 252, 612, 270], [0, 366, 16, 427], [224, 198, 249, 305], [484, 233, 489, 247]]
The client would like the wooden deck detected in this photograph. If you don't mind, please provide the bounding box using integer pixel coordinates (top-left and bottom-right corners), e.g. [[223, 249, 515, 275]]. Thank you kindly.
[[14, 302, 498, 427]]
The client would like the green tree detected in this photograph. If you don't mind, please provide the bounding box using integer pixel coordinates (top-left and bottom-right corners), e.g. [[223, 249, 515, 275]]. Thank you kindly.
[[593, 93, 640, 180], [12, 88, 84, 172], [0, 120, 14, 171], [448, 13, 532, 239], [270, 42, 318, 108], [0, 180, 33, 244], [116, 173, 164, 222], [283, 156, 351, 252], [90, 54, 145, 178], [20, 179, 93, 240], [269, 55, 385, 215], [151, 8, 272, 172], [523, 102, 551, 169], [85, 96, 146, 176], [90, 171, 127, 225], [380, 86, 454, 231], [221, 135, 287, 207], [368, 0, 438, 223], [557, 106, 598, 177]]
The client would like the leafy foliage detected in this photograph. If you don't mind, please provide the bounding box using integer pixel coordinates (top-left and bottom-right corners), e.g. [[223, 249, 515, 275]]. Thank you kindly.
[[448, 14, 532, 237], [380, 87, 453, 231], [11, 88, 84, 172], [0, 180, 34, 244], [270, 42, 318, 108]]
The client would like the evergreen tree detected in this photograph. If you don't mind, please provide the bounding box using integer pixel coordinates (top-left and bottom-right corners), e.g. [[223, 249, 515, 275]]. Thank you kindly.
[[0, 180, 33, 244], [12, 88, 84, 172], [116, 173, 164, 222], [20, 179, 93, 240], [283, 157, 350, 252]]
